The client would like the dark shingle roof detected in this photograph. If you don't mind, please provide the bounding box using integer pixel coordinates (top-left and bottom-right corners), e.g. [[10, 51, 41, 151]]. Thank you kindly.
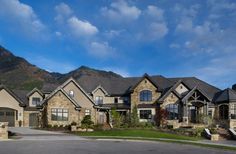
[[213, 88, 236, 103], [12, 89, 29, 105], [168, 77, 221, 100]]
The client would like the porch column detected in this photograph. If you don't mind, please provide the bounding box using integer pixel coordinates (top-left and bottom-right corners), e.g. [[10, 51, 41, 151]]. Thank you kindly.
[[183, 101, 188, 124]]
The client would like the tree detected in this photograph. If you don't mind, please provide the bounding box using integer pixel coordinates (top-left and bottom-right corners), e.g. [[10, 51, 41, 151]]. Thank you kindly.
[[81, 115, 94, 130], [111, 107, 123, 128], [130, 105, 139, 127], [156, 108, 168, 127]]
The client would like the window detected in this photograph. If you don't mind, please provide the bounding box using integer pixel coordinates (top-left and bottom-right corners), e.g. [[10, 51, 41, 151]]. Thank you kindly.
[[219, 105, 229, 120], [208, 110, 213, 117], [140, 90, 152, 102], [231, 104, 236, 119], [32, 97, 40, 105], [51, 108, 68, 121], [85, 109, 91, 116], [166, 104, 179, 120], [69, 90, 74, 97], [114, 97, 118, 104], [95, 96, 103, 105], [139, 110, 152, 119]]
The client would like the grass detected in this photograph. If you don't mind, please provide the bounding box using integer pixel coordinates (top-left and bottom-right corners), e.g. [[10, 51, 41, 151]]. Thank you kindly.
[[76, 129, 199, 141]]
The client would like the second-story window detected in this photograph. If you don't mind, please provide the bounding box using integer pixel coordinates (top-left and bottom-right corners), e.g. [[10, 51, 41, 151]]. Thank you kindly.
[[114, 97, 118, 104], [140, 90, 152, 102], [32, 97, 40, 105], [95, 96, 103, 105]]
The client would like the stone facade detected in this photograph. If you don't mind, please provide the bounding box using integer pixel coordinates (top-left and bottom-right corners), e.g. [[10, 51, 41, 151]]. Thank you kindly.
[[0, 122, 8, 139], [23, 111, 40, 127], [44, 91, 80, 126], [131, 78, 161, 109]]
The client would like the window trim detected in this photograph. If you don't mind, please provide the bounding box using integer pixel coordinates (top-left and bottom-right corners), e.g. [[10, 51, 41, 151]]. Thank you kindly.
[[51, 108, 69, 121], [85, 109, 91, 116], [32, 97, 41, 106], [139, 90, 152, 102], [139, 110, 152, 119]]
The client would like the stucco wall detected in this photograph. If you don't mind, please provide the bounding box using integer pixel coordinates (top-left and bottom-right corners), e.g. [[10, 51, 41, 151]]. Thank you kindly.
[[175, 83, 189, 95], [0, 89, 24, 126], [28, 92, 43, 107]]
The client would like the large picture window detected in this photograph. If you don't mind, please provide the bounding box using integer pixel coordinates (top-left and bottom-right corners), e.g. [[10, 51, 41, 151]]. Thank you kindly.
[[139, 110, 152, 119], [95, 96, 103, 105], [140, 90, 152, 102], [51, 108, 68, 121], [231, 104, 236, 119], [166, 104, 179, 120]]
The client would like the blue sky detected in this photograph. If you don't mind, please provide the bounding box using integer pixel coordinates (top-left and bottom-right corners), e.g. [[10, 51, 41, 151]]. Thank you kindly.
[[0, 0, 236, 89]]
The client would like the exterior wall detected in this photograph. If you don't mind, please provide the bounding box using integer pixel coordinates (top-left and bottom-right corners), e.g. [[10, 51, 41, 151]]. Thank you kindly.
[[63, 81, 94, 108], [23, 111, 40, 127], [175, 83, 189, 95], [137, 108, 156, 123], [131, 78, 161, 109], [92, 88, 126, 104], [45, 91, 80, 126], [0, 89, 24, 127], [161, 92, 179, 108], [229, 102, 236, 128], [28, 92, 43, 107]]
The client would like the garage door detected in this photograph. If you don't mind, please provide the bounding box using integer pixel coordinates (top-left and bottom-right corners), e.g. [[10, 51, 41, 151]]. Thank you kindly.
[[29, 113, 39, 127], [0, 108, 15, 127]]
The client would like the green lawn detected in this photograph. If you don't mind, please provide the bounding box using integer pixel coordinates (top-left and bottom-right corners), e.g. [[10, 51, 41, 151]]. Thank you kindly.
[[77, 129, 199, 141]]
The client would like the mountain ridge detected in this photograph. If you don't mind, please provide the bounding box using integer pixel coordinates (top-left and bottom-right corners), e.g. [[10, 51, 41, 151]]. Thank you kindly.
[[0, 45, 122, 91]]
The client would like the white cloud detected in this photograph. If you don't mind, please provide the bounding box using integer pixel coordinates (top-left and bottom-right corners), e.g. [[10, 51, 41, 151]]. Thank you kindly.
[[101, 0, 141, 23], [54, 2, 73, 24], [88, 41, 115, 58], [55, 31, 62, 37], [67, 16, 98, 37], [146, 5, 164, 21], [0, 0, 46, 36], [149, 22, 168, 40]]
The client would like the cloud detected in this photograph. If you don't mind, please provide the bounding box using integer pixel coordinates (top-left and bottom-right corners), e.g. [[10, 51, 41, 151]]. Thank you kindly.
[[54, 2, 73, 24], [88, 41, 115, 58], [146, 5, 164, 21], [0, 0, 46, 37], [67, 16, 98, 38], [101, 0, 141, 23]]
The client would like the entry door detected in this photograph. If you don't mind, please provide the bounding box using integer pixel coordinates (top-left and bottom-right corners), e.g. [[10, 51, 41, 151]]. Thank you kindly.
[[0, 108, 15, 127], [29, 113, 39, 127], [189, 106, 197, 123]]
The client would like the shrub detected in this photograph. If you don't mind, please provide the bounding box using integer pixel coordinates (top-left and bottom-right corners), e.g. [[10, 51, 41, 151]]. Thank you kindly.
[[111, 108, 124, 128], [71, 121, 77, 126], [47, 124, 52, 128], [130, 105, 139, 127], [93, 124, 104, 131], [81, 115, 94, 130]]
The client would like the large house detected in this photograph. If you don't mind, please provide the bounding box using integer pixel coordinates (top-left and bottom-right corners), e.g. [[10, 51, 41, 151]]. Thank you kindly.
[[0, 74, 236, 129]]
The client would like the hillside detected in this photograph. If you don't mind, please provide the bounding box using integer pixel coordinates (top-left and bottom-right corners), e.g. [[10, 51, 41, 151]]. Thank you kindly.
[[0, 45, 122, 91]]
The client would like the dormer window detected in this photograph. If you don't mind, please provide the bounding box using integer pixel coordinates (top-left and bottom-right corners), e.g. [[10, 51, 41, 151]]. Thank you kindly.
[[69, 90, 74, 97], [140, 90, 152, 102], [95, 96, 103, 105], [32, 97, 40, 106]]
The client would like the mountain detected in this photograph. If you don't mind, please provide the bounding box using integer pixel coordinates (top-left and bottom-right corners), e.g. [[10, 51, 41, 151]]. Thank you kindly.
[[0, 45, 122, 91]]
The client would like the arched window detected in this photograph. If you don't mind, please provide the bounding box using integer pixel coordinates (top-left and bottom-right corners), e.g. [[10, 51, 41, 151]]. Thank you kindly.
[[69, 90, 74, 97], [166, 104, 179, 120], [140, 90, 152, 102]]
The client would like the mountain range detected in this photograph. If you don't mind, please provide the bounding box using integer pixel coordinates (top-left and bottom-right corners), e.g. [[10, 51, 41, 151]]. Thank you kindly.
[[0, 45, 122, 91]]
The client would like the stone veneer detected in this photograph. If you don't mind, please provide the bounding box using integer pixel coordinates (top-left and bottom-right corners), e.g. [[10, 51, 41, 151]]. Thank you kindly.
[[45, 91, 80, 126], [0, 122, 8, 139], [131, 78, 161, 109], [23, 111, 40, 127]]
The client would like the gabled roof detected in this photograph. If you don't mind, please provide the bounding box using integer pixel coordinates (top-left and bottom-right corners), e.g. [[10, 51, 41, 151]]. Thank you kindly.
[[27, 88, 43, 98], [91, 85, 109, 96], [0, 85, 26, 107], [213, 88, 236, 103], [40, 87, 81, 108], [182, 86, 212, 103], [168, 77, 220, 100]]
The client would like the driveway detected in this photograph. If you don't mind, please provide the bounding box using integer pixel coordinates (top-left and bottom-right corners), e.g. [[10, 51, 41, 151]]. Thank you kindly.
[[0, 139, 235, 154], [8, 127, 85, 140]]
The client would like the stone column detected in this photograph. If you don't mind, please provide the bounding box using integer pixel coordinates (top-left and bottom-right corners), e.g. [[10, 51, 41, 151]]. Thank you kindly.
[[183, 101, 188, 124]]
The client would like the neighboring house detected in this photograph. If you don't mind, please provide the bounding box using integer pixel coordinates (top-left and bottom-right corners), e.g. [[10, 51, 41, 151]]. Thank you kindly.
[[0, 74, 236, 129]]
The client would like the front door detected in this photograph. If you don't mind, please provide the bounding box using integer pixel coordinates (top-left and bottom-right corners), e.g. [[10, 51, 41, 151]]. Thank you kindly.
[[29, 113, 39, 127], [0, 108, 15, 127], [189, 106, 197, 123]]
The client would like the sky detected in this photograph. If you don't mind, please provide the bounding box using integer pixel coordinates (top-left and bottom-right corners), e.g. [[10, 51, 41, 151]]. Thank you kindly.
[[0, 0, 235, 89]]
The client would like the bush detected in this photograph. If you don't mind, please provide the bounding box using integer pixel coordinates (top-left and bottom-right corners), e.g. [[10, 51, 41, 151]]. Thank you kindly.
[[47, 124, 52, 128], [93, 124, 104, 130], [71, 121, 77, 126], [81, 115, 94, 129]]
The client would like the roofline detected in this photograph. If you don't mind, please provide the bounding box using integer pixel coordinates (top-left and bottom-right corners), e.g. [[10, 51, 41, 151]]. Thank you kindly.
[[26, 87, 44, 98]]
